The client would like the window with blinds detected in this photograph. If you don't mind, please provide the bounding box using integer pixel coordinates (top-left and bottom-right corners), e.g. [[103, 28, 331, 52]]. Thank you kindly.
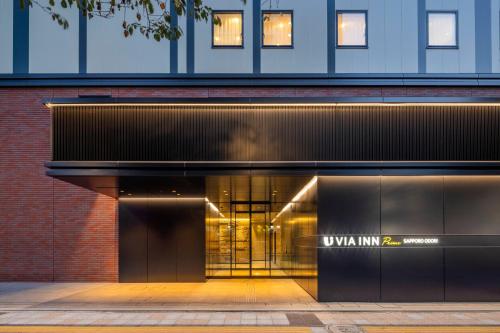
[[427, 12, 458, 48], [213, 12, 243, 47], [337, 11, 367, 48], [262, 11, 293, 47]]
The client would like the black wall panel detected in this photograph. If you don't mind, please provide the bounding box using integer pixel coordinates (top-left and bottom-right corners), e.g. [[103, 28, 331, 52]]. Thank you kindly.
[[175, 201, 206, 282], [119, 197, 206, 283], [380, 176, 444, 301], [147, 202, 178, 282], [52, 105, 500, 161], [318, 177, 381, 234], [445, 248, 500, 301], [317, 176, 381, 302], [119, 201, 148, 282], [444, 177, 500, 301], [381, 249, 444, 302], [318, 176, 500, 302], [444, 177, 500, 234], [381, 176, 443, 234]]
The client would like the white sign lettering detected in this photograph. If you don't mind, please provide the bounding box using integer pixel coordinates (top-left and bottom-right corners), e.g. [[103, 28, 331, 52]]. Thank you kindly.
[[322, 235, 441, 248]]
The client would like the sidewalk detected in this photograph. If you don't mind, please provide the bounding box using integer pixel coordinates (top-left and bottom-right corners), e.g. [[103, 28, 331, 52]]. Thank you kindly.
[[0, 282, 499, 332]]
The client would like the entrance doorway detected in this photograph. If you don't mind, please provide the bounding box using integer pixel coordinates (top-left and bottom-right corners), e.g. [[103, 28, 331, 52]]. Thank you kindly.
[[224, 200, 282, 277], [205, 176, 316, 278]]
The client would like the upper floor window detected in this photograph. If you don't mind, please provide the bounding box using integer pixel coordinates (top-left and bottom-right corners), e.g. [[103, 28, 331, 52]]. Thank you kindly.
[[337, 11, 367, 48], [427, 11, 458, 48], [212, 11, 243, 48], [262, 11, 293, 48]]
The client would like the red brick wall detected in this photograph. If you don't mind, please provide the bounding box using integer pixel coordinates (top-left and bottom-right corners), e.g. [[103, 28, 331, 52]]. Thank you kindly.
[[0, 88, 118, 282], [2, 85, 500, 281]]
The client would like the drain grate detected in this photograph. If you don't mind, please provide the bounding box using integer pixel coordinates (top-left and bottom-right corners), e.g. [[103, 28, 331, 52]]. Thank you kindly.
[[285, 313, 323, 327]]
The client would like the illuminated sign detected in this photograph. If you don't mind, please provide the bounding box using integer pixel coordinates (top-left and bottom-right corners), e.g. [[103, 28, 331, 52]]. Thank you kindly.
[[322, 235, 439, 248], [318, 235, 500, 248]]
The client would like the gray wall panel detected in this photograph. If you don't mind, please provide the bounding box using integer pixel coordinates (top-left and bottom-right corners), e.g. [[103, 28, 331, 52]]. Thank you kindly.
[[492, 0, 500, 72], [194, 0, 252, 73], [335, 0, 418, 73], [0, 0, 13, 74], [86, 2, 170, 73], [426, 0, 476, 73], [261, 0, 328, 73], [29, 5, 78, 73]]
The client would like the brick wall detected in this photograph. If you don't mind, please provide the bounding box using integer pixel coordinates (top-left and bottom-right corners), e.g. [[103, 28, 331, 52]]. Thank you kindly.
[[0, 88, 118, 282], [1, 85, 500, 281]]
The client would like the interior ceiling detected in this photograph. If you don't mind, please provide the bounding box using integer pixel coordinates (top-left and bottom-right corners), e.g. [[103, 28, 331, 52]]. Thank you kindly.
[[53, 175, 313, 214], [205, 176, 312, 214]]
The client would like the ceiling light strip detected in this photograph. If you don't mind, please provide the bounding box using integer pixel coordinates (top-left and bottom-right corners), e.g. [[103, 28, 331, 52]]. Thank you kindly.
[[45, 102, 500, 108], [118, 196, 225, 218], [271, 176, 318, 223]]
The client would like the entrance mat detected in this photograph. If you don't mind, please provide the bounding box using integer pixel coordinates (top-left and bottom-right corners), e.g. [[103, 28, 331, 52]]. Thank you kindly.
[[363, 327, 500, 333], [285, 313, 323, 327], [0, 327, 312, 333]]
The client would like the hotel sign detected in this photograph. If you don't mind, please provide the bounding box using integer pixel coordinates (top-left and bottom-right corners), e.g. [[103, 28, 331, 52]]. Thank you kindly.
[[322, 235, 439, 248], [319, 235, 500, 248]]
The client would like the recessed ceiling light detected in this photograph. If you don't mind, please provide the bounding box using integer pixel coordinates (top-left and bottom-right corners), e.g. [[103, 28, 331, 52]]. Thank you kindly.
[[127, 193, 132, 196], [172, 190, 176, 193], [120, 190, 125, 193]]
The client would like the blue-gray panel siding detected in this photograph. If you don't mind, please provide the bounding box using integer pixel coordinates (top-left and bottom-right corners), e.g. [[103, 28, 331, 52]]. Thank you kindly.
[[187, 0, 195, 74], [13, 0, 29, 74], [418, 0, 426, 73], [170, 0, 178, 74], [253, 0, 261, 74], [475, 0, 492, 73], [327, 0, 335, 73], [79, 12, 87, 74]]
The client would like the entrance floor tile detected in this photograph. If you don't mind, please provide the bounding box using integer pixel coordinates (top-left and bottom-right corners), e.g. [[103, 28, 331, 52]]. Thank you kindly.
[[0, 327, 312, 333]]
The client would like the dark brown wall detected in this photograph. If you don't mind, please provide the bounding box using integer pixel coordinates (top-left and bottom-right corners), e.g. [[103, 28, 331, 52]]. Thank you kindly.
[[52, 104, 500, 161]]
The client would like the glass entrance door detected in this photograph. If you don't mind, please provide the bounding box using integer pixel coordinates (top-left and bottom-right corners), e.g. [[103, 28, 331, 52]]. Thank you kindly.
[[229, 202, 273, 277], [231, 203, 251, 276], [205, 176, 315, 278]]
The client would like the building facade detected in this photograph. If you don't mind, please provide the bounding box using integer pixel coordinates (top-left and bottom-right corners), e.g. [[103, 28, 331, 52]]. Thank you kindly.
[[1, 0, 500, 302]]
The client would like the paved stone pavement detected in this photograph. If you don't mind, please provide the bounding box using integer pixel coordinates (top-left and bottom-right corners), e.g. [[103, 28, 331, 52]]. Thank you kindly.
[[0, 310, 499, 330], [0, 282, 499, 332]]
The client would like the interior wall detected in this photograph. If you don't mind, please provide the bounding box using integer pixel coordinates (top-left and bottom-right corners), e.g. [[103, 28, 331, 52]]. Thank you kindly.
[[317, 175, 500, 302], [278, 178, 318, 299]]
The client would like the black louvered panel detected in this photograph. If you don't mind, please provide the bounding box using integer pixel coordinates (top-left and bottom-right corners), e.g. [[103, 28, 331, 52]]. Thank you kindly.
[[51, 105, 500, 161]]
